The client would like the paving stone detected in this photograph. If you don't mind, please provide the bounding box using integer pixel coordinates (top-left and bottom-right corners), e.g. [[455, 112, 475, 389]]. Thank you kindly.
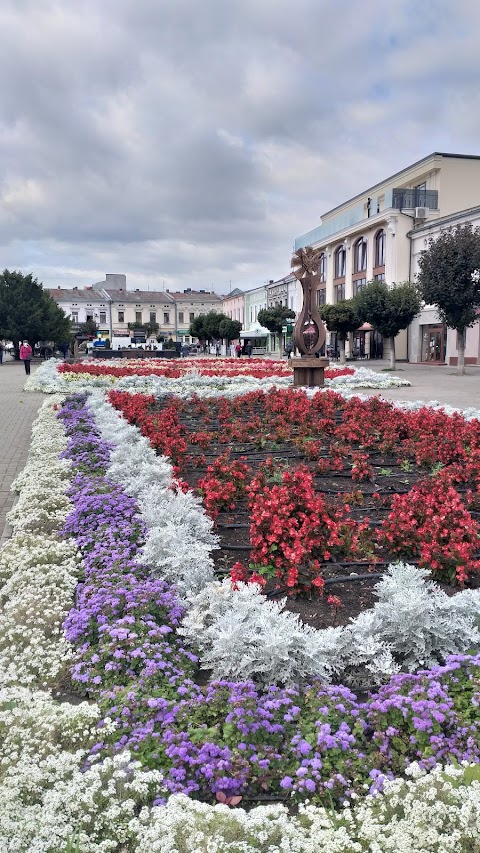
[[0, 361, 44, 542]]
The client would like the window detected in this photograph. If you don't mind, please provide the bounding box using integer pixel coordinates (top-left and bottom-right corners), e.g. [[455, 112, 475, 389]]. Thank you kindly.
[[353, 237, 367, 272], [374, 272, 386, 282], [178, 311, 184, 324], [71, 311, 78, 324], [375, 229, 386, 268], [353, 278, 367, 295], [163, 312, 170, 324], [318, 252, 327, 282], [334, 283, 345, 302], [189, 312, 195, 322], [135, 311, 142, 324], [334, 246, 346, 278], [150, 312, 156, 324], [86, 313, 93, 321], [99, 311, 106, 324], [317, 287, 326, 306], [118, 311, 124, 323]]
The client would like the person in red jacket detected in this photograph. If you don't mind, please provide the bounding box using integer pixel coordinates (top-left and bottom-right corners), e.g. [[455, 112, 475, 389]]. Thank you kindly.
[[19, 340, 33, 374]]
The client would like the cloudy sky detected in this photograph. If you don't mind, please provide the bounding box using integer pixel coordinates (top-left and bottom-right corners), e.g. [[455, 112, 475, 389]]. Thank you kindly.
[[0, 0, 479, 294]]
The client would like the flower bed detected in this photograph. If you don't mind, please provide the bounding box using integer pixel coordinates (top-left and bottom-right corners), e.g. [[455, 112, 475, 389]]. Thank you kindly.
[[1, 387, 480, 850], [26, 356, 411, 395]]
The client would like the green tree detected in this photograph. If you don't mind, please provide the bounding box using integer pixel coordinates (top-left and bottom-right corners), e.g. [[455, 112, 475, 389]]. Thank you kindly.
[[416, 223, 480, 375], [320, 300, 361, 365], [257, 306, 295, 338], [0, 269, 71, 357], [189, 315, 208, 343], [78, 318, 99, 338], [355, 281, 421, 370], [189, 311, 241, 345], [218, 317, 242, 342]]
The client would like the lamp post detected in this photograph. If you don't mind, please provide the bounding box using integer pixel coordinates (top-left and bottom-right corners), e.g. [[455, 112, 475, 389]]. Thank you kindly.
[[290, 246, 329, 387]]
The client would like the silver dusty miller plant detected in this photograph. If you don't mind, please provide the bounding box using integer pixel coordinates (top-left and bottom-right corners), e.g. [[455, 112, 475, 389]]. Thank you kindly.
[[180, 564, 480, 687]]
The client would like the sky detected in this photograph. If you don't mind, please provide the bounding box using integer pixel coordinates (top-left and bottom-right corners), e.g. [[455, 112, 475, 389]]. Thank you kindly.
[[1, 0, 480, 295]]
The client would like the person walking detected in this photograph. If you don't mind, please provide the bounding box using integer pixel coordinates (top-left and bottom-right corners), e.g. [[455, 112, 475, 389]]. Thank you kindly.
[[286, 340, 294, 360], [245, 341, 253, 357], [235, 342, 242, 358], [20, 340, 33, 374], [230, 342, 236, 358]]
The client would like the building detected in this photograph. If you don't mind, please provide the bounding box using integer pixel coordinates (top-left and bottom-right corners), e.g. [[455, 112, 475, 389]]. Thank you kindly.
[[409, 205, 480, 365], [294, 152, 480, 360], [166, 289, 223, 342], [45, 286, 113, 339], [47, 276, 223, 346], [241, 286, 270, 353], [222, 288, 245, 326]]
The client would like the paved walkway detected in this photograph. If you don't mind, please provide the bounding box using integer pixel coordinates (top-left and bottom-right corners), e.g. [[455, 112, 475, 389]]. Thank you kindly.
[[0, 360, 44, 543], [360, 360, 480, 409]]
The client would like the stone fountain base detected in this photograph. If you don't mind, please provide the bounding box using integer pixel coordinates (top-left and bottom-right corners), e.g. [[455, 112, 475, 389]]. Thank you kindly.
[[291, 356, 329, 388]]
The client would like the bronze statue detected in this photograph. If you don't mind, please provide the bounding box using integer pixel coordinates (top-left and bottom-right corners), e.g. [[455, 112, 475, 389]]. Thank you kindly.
[[291, 246, 326, 356]]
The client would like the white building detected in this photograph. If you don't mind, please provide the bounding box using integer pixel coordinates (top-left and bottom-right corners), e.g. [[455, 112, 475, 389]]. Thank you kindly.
[[409, 205, 480, 365], [294, 152, 480, 360]]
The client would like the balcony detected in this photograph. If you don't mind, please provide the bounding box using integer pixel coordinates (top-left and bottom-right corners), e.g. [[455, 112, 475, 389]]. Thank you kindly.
[[392, 188, 438, 210]]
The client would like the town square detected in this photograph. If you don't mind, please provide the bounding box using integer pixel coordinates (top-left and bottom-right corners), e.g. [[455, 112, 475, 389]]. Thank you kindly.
[[1, 2, 480, 851]]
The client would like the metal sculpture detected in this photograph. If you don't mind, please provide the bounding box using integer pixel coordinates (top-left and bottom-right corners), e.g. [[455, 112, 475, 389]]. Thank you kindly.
[[291, 246, 327, 355]]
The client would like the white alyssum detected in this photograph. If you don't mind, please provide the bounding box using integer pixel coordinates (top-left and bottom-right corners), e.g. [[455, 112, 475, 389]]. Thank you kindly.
[[0, 398, 79, 688], [135, 763, 480, 853]]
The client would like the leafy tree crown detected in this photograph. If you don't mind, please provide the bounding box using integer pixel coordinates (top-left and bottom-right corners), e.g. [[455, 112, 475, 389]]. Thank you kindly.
[[416, 223, 480, 330]]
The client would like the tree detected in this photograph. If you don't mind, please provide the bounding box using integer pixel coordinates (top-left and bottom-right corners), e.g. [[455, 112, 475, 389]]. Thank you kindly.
[[0, 269, 71, 357], [257, 306, 295, 338], [218, 317, 242, 342], [355, 281, 421, 370], [416, 223, 480, 374], [320, 300, 361, 365], [189, 311, 242, 344], [78, 318, 99, 338]]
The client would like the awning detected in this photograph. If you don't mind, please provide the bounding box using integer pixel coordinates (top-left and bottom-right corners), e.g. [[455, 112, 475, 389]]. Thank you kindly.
[[357, 323, 373, 331], [240, 328, 269, 339]]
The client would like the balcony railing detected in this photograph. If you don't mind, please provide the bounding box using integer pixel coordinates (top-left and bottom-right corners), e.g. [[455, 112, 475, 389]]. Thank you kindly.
[[392, 188, 438, 210]]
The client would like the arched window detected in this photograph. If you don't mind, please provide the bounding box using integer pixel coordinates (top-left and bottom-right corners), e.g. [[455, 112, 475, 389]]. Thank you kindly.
[[375, 229, 386, 268], [354, 237, 367, 272], [318, 252, 327, 282], [334, 245, 346, 278]]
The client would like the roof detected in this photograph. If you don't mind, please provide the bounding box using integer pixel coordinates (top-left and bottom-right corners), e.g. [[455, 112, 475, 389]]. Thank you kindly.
[[45, 288, 107, 303], [103, 289, 175, 303], [407, 204, 480, 237], [321, 152, 480, 220], [167, 291, 221, 301], [222, 287, 244, 299]]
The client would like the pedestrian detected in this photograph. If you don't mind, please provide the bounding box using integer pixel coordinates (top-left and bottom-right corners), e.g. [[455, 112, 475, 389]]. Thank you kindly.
[[286, 340, 294, 360], [0, 342, 3, 365], [20, 340, 33, 374], [230, 342, 236, 358], [245, 341, 253, 357], [181, 344, 189, 357], [215, 343, 220, 356], [235, 342, 242, 358]]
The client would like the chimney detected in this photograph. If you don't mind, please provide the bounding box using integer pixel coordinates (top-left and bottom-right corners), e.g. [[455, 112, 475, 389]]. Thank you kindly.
[[269, 279, 274, 284]]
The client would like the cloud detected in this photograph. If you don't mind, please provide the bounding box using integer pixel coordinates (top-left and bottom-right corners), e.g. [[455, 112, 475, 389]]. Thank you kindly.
[[0, 0, 479, 292]]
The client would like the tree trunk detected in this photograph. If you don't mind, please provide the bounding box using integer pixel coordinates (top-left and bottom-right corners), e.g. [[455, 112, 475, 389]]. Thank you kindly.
[[339, 338, 346, 365], [457, 328, 465, 375], [389, 336, 396, 370]]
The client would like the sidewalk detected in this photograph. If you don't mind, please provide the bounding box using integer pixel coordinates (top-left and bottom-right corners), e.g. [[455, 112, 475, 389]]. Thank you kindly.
[[360, 360, 480, 409], [0, 361, 44, 543]]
